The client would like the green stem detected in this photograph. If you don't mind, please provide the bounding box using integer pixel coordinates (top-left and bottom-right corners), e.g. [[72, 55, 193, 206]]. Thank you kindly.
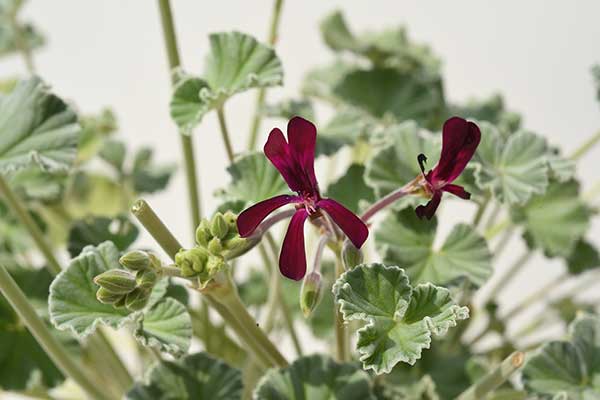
[[0, 175, 61, 275], [246, 0, 284, 150], [501, 272, 566, 320], [492, 227, 515, 259], [334, 251, 349, 362], [93, 329, 134, 391], [8, 13, 35, 73], [132, 199, 183, 259], [484, 218, 511, 241], [264, 233, 303, 356], [260, 243, 280, 333], [217, 106, 235, 163], [157, 0, 202, 231], [472, 197, 489, 228], [0, 263, 111, 400], [456, 352, 524, 400], [483, 202, 502, 231], [570, 129, 600, 160]]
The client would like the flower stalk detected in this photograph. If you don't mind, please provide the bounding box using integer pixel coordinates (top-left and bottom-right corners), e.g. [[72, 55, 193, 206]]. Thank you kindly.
[[0, 263, 112, 400], [217, 106, 235, 163], [456, 352, 524, 400], [334, 251, 349, 362]]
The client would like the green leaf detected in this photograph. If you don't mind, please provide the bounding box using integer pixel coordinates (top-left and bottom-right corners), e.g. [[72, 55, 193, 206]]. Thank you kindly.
[[333, 67, 445, 129], [301, 60, 356, 103], [49, 241, 132, 337], [0, 77, 80, 173], [263, 98, 315, 122], [67, 215, 139, 258], [317, 108, 377, 156], [77, 108, 117, 163], [326, 164, 374, 214], [546, 147, 576, 183], [126, 352, 242, 400], [375, 208, 492, 287], [566, 240, 600, 275], [0, 266, 64, 390], [448, 94, 521, 135], [374, 374, 440, 400], [99, 139, 126, 171], [221, 152, 287, 204], [365, 121, 439, 200], [253, 354, 375, 400], [131, 148, 175, 194], [133, 298, 192, 357], [63, 172, 129, 218], [170, 32, 283, 131], [522, 314, 600, 399], [0, 0, 45, 58], [512, 180, 590, 257], [6, 166, 66, 201], [333, 263, 469, 374], [473, 125, 549, 204]]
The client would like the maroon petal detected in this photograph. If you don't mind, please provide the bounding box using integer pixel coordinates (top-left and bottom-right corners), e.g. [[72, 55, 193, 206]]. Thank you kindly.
[[317, 198, 369, 248], [279, 209, 309, 280], [237, 195, 298, 237], [264, 128, 305, 192], [287, 117, 319, 193], [415, 191, 442, 220], [431, 117, 481, 184], [443, 184, 471, 200]]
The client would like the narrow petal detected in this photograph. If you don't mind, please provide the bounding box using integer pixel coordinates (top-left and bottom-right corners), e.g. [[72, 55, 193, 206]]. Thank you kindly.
[[287, 116, 319, 194], [443, 184, 471, 199], [431, 117, 481, 184], [264, 128, 305, 192], [415, 191, 442, 220], [280, 209, 309, 280], [317, 198, 369, 248], [237, 195, 298, 237]]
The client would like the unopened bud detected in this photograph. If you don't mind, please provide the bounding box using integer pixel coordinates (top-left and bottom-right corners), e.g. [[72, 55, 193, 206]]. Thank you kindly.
[[125, 288, 150, 311], [96, 287, 124, 304], [224, 236, 247, 253], [195, 223, 209, 247], [206, 255, 225, 275], [119, 250, 150, 271], [175, 248, 209, 275], [300, 272, 323, 318], [180, 262, 196, 277], [223, 211, 237, 227], [210, 213, 229, 239], [136, 270, 157, 290], [93, 269, 137, 295], [208, 237, 223, 254], [114, 296, 127, 308], [342, 240, 363, 270]]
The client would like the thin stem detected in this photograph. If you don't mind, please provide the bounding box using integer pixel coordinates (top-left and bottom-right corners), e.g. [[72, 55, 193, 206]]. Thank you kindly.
[[472, 197, 489, 228], [484, 251, 534, 303], [334, 251, 349, 362], [361, 180, 415, 222], [492, 227, 515, 259], [483, 202, 502, 231], [501, 272, 566, 320], [247, 0, 285, 150], [251, 209, 295, 239], [0, 263, 111, 400], [260, 243, 280, 333], [456, 352, 524, 400], [217, 106, 235, 163], [0, 175, 61, 275], [93, 329, 133, 391], [265, 233, 303, 356], [132, 199, 182, 259], [484, 218, 511, 240], [570, 129, 600, 160], [157, 0, 202, 231], [312, 234, 331, 274], [8, 13, 35, 73]]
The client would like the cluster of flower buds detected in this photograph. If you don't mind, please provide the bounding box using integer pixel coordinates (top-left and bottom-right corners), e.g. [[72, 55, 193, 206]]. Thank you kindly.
[[94, 250, 160, 311], [175, 212, 249, 287]]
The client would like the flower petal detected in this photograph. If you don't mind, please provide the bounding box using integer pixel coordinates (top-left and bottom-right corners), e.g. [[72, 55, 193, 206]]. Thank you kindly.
[[279, 209, 309, 280], [237, 195, 298, 237], [317, 198, 369, 248], [415, 191, 442, 220], [431, 117, 481, 184], [443, 184, 471, 199], [264, 128, 306, 192], [287, 116, 319, 193]]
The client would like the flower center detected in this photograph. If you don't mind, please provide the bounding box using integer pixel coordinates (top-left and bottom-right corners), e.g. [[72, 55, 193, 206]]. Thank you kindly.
[[296, 191, 320, 216]]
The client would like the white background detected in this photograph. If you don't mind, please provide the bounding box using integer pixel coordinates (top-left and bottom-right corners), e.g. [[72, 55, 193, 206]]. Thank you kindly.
[[2, 0, 600, 380]]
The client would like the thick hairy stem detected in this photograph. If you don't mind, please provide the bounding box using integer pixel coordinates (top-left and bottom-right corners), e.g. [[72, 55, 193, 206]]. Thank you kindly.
[[247, 0, 285, 150], [361, 181, 414, 222], [0, 264, 111, 400], [217, 106, 235, 163], [132, 199, 183, 259], [157, 0, 202, 231], [456, 352, 524, 400], [0, 175, 61, 275]]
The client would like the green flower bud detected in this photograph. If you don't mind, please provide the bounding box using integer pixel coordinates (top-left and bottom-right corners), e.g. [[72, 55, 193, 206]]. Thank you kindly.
[[114, 296, 127, 308], [195, 222, 210, 247], [119, 250, 150, 271], [96, 287, 124, 304], [136, 270, 157, 291], [125, 288, 150, 311], [342, 240, 363, 270], [206, 255, 225, 275], [148, 253, 163, 270], [175, 248, 210, 276], [180, 262, 196, 277], [224, 236, 247, 253], [210, 213, 229, 239], [93, 269, 137, 295], [223, 211, 237, 227], [208, 237, 223, 254], [300, 272, 323, 318]]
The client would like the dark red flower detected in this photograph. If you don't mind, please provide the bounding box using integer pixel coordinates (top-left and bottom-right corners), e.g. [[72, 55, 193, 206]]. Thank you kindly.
[[415, 117, 481, 220], [237, 117, 369, 280]]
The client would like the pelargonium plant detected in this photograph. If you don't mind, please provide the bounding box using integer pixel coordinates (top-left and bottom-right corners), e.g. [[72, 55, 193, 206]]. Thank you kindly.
[[1, 2, 600, 400]]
